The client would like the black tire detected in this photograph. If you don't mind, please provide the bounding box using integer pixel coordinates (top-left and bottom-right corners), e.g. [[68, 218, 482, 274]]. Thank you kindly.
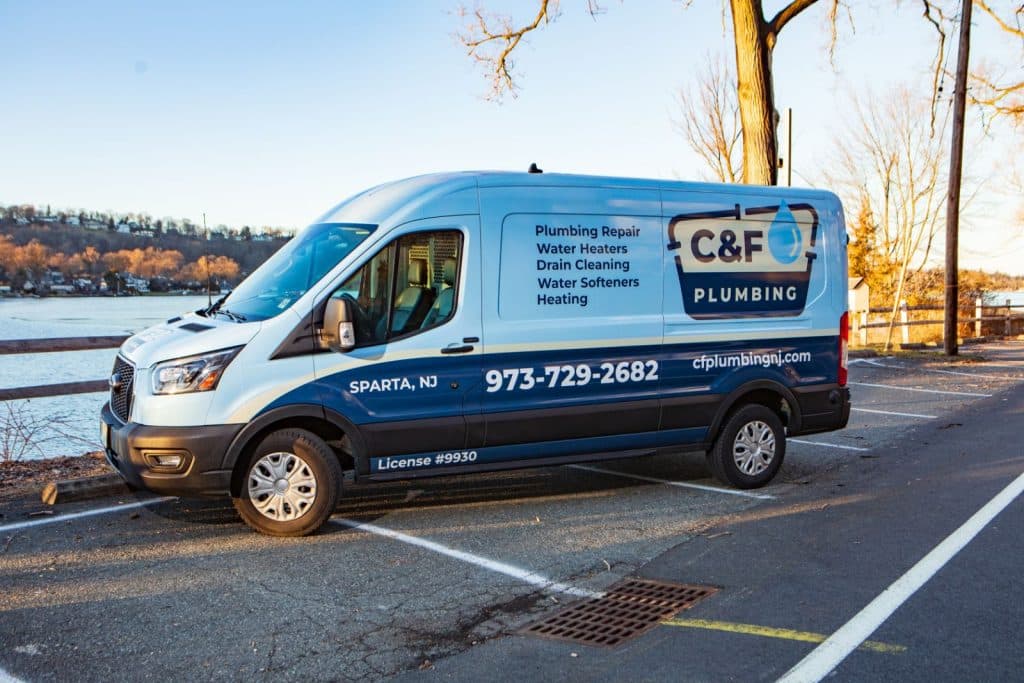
[[232, 428, 341, 537], [706, 404, 785, 489]]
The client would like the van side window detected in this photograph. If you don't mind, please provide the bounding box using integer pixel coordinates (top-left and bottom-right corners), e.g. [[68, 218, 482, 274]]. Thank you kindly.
[[333, 230, 462, 346]]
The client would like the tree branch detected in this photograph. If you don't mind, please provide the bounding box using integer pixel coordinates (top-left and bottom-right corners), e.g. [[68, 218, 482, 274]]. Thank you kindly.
[[458, 0, 607, 100], [767, 0, 821, 38], [975, 0, 1023, 39], [674, 52, 742, 183], [919, 0, 948, 134], [968, 70, 1024, 120]]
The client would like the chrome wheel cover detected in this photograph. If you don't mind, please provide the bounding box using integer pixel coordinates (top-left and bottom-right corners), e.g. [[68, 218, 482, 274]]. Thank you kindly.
[[247, 451, 317, 521], [732, 420, 776, 476]]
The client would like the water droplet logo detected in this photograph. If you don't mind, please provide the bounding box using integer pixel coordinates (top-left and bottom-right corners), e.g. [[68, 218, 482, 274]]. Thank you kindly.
[[767, 201, 803, 265]]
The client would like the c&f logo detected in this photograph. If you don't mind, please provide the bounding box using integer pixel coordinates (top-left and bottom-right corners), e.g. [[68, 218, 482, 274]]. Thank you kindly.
[[666, 201, 818, 319]]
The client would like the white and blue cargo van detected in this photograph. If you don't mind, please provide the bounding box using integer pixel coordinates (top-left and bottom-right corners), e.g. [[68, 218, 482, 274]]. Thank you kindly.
[[101, 171, 851, 536]]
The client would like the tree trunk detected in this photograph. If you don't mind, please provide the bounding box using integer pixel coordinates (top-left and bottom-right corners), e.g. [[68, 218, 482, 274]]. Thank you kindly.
[[730, 0, 778, 186]]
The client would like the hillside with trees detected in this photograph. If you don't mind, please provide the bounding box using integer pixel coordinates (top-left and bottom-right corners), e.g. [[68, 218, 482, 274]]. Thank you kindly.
[[0, 204, 290, 295]]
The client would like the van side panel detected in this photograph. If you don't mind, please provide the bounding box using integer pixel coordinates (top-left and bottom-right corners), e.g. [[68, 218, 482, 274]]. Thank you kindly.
[[478, 185, 665, 447], [359, 184, 846, 478], [660, 189, 844, 435]]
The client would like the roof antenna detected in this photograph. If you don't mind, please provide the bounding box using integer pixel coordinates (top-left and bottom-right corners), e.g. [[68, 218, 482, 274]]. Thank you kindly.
[[528, 162, 543, 174]]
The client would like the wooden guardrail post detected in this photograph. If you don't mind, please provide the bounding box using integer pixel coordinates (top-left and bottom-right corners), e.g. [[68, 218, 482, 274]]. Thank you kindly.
[[1007, 299, 1013, 337], [975, 297, 982, 338], [859, 311, 868, 347], [900, 300, 910, 345]]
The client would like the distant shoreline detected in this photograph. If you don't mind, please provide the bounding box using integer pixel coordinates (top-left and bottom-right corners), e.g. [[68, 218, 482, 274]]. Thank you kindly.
[[0, 291, 218, 300]]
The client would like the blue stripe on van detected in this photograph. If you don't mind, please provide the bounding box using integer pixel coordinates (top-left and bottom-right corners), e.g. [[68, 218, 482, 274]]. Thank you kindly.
[[259, 334, 839, 425], [369, 427, 706, 474]]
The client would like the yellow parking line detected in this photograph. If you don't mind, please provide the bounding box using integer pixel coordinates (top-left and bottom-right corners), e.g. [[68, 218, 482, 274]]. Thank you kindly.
[[661, 618, 906, 654]]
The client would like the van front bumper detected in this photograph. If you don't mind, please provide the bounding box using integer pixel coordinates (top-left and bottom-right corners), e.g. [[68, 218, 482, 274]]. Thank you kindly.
[[101, 403, 241, 497]]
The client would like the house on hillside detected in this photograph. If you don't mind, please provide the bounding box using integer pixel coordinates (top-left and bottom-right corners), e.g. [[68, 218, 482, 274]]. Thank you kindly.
[[122, 274, 150, 294], [74, 278, 96, 293]]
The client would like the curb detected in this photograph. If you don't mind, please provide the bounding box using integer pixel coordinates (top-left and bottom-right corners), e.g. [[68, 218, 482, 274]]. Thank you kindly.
[[41, 474, 131, 505]]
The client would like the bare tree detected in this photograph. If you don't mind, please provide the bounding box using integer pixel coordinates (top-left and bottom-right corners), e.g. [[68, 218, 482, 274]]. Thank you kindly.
[[969, 1, 1024, 123], [919, 1, 1023, 125], [828, 85, 953, 350], [674, 53, 742, 183], [0, 402, 93, 462], [457, 0, 846, 185]]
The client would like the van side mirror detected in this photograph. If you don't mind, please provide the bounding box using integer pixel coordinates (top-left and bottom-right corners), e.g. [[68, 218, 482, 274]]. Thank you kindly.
[[322, 297, 356, 352]]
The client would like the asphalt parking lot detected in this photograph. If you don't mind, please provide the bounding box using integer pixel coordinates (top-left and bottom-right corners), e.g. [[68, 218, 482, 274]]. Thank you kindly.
[[2, 340, 1023, 682]]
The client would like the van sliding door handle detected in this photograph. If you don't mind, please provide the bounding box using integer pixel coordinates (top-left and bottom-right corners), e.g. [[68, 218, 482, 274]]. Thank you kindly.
[[441, 344, 474, 354]]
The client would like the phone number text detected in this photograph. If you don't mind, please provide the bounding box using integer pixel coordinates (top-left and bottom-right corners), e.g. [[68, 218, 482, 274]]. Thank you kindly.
[[484, 360, 659, 392]]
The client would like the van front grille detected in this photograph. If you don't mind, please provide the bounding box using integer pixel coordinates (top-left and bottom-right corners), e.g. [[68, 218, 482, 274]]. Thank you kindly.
[[110, 356, 135, 422]]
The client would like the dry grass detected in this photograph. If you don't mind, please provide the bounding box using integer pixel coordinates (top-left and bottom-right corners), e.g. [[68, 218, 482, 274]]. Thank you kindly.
[[0, 451, 111, 501]]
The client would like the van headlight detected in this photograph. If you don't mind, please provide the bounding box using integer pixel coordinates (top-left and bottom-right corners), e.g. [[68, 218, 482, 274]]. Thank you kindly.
[[151, 347, 241, 395]]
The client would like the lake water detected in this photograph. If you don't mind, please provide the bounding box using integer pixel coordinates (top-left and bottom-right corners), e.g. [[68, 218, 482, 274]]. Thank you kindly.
[[0, 296, 212, 460]]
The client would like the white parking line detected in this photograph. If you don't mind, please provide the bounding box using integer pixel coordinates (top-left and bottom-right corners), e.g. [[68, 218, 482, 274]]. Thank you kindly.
[[0, 667, 25, 683], [851, 407, 937, 420], [0, 497, 176, 534], [789, 439, 870, 453], [847, 381, 991, 398], [568, 465, 775, 500], [862, 359, 1023, 381], [778, 468, 1024, 683], [331, 518, 602, 598]]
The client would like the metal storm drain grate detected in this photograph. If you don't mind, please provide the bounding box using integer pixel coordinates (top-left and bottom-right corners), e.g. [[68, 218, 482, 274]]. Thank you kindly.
[[520, 578, 718, 647]]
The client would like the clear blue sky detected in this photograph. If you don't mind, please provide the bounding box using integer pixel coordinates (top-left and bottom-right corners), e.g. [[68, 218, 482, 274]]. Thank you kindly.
[[2, 1, 1021, 272]]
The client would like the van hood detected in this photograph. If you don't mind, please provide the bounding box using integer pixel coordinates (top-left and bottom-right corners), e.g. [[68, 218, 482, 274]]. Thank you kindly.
[[120, 312, 260, 368]]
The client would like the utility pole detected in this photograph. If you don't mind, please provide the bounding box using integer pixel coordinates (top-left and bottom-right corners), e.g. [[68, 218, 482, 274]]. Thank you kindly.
[[785, 108, 793, 187], [944, 0, 972, 356]]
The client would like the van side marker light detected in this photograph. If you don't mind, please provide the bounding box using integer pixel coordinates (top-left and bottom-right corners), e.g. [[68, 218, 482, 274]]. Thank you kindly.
[[331, 518, 601, 599], [847, 381, 991, 398], [789, 439, 870, 452], [0, 496, 177, 534], [851, 407, 937, 420], [779, 468, 1024, 682], [568, 465, 775, 500]]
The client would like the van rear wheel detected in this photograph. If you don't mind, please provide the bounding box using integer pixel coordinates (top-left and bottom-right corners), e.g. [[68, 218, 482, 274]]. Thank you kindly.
[[233, 428, 341, 537], [706, 404, 785, 489]]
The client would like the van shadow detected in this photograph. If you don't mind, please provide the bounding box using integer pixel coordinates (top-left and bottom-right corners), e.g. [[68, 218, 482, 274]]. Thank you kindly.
[[150, 451, 716, 530]]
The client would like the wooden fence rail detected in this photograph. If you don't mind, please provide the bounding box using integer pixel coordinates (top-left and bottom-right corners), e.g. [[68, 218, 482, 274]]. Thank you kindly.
[[0, 335, 126, 401], [0, 336, 128, 355], [0, 380, 109, 401], [853, 299, 1023, 346]]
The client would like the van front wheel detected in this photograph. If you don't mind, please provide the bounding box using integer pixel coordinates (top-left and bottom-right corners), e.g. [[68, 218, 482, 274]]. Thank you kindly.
[[233, 428, 341, 537], [706, 404, 785, 489]]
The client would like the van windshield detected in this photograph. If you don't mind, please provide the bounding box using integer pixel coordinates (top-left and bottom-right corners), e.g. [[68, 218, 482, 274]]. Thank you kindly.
[[211, 222, 375, 322]]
